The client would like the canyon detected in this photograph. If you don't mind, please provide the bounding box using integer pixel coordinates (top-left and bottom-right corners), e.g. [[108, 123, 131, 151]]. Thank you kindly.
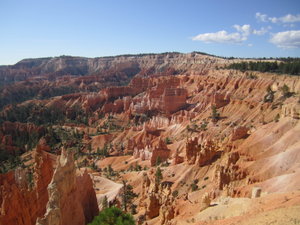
[[0, 52, 299, 225]]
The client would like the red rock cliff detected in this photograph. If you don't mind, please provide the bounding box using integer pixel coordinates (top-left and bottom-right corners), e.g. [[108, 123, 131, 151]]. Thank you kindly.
[[0, 147, 53, 225], [36, 148, 98, 225]]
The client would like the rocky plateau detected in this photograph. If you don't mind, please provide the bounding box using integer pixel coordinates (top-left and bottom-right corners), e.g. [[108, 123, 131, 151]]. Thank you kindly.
[[0, 52, 299, 225]]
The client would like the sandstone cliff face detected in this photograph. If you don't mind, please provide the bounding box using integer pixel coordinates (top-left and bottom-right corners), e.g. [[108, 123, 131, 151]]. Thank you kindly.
[[0, 53, 223, 83], [129, 76, 188, 115], [0, 53, 222, 109], [0, 146, 53, 225], [150, 138, 171, 166], [231, 126, 249, 141], [185, 137, 219, 166], [36, 149, 98, 225]]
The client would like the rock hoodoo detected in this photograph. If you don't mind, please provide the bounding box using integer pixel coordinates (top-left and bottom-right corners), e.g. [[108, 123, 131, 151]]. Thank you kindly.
[[36, 149, 98, 225], [0, 147, 53, 225]]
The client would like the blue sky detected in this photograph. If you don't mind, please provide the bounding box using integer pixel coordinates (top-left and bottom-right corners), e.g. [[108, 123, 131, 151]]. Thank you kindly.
[[0, 0, 300, 65]]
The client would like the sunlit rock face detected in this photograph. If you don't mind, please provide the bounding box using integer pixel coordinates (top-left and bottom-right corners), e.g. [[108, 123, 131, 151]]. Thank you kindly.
[[36, 149, 98, 225], [0, 147, 53, 225]]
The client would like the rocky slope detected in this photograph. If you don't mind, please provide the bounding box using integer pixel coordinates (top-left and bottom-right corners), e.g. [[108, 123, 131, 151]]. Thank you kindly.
[[0, 53, 299, 225], [0, 52, 224, 83], [0, 52, 223, 109]]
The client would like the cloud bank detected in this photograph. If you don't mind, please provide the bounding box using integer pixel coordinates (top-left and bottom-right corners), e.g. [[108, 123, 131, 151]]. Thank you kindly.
[[192, 24, 269, 44], [256, 12, 300, 24], [270, 30, 300, 48], [192, 12, 300, 49], [192, 30, 245, 44]]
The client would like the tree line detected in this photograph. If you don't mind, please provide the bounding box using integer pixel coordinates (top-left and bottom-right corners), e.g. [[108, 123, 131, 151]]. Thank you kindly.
[[224, 59, 300, 75]]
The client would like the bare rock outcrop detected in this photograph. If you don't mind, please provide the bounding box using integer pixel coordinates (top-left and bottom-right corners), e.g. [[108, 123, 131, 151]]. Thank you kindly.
[[200, 192, 211, 210], [186, 138, 219, 166], [231, 126, 249, 141], [162, 88, 187, 114], [186, 137, 200, 164], [173, 150, 184, 165], [251, 187, 262, 198], [214, 152, 246, 193], [147, 193, 160, 219], [139, 170, 176, 224], [37, 137, 51, 152], [281, 102, 300, 119], [150, 138, 171, 166], [211, 92, 230, 109], [0, 147, 53, 225], [198, 139, 219, 167], [36, 148, 98, 225]]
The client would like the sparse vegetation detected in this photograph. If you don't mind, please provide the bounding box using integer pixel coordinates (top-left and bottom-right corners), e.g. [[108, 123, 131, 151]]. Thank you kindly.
[[155, 167, 163, 184], [211, 105, 220, 121], [279, 84, 292, 98], [27, 169, 34, 189], [246, 72, 258, 79], [134, 162, 142, 171], [161, 161, 170, 167], [264, 85, 275, 103], [102, 196, 108, 209], [165, 137, 172, 144], [0, 149, 23, 174], [0, 102, 90, 126], [155, 156, 162, 166], [97, 144, 109, 157], [191, 179, 199, 191], [200, 121, 208, 131], [172, 190, 178, 198], [274, 114, 280, 122], [121, 180, 138, 212]]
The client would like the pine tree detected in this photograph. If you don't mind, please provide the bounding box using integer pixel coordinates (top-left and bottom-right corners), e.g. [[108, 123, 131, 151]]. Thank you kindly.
[[155, 167, 163, 184], [121, 180, 138, 212], [211, 105, 220, 121]]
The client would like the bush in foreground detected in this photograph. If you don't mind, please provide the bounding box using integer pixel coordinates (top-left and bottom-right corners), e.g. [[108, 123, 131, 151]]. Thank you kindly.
[[88, 207, 135, 225]]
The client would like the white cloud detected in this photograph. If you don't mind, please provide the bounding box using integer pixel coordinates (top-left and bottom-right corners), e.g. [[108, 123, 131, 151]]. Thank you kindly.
[[280, 14, 300, 23], [253, 26, 271, 35], [256, 12, 268, 22], [192, 30, 246, 44], [233, 24, 270, 36], [192, 24, 270, 44], [256, 12, 300, 24], [233, 24, 251, 36], [270, 30, 300, 48]]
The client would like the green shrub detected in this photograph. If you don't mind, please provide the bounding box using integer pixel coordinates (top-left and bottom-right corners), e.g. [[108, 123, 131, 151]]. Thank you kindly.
[[191, 179, 199, 191], [165, 137, 172, 144], [172, 190, 178, 198], [191, 183, 198, 191], [263, 86, 274, 103], [88, 206, 135, 225], [155, 156, 162, 166], [211, 105, 220, 121], [280, 84, 292, 98]]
